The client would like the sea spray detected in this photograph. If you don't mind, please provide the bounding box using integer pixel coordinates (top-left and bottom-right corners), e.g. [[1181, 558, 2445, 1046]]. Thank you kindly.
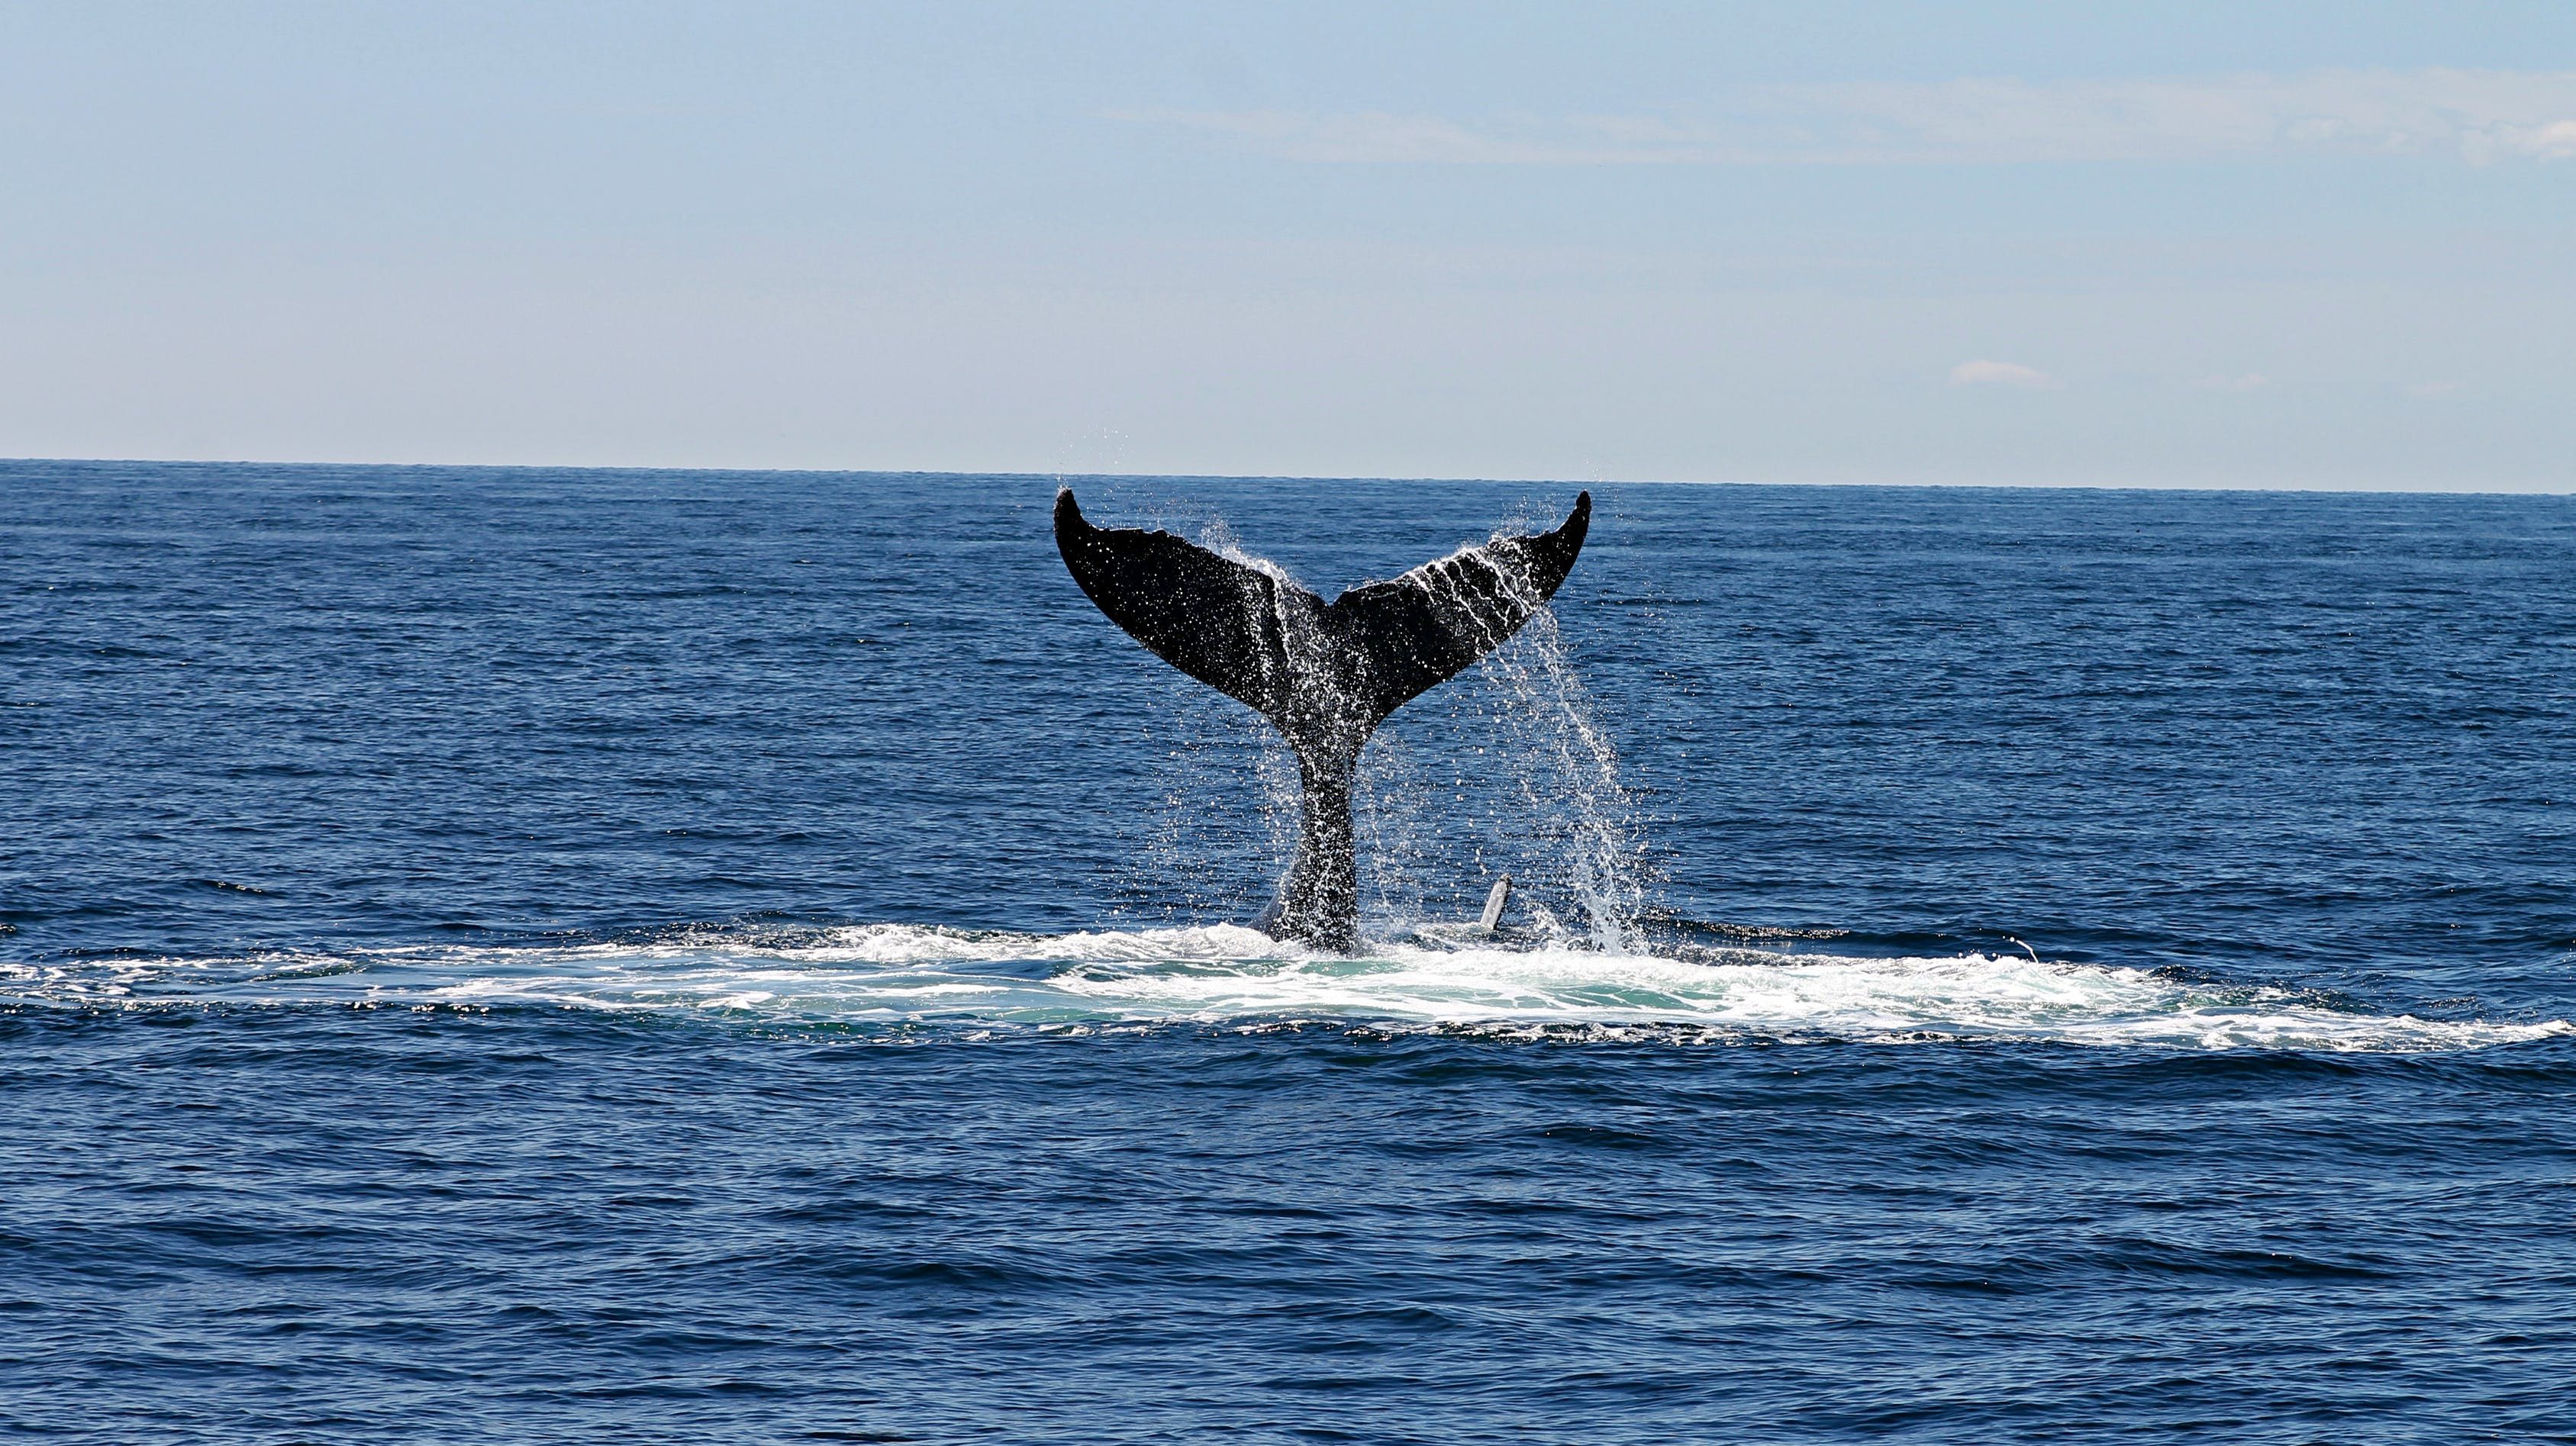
[[1116, 504, 1648, 947], [1357, 515, 1648, 951], [1465, 601, 1647, 951], [1125, 692, 1289, 923]]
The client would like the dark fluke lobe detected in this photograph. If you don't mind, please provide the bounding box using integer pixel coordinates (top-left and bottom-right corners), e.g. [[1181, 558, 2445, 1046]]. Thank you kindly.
[[1053, 488, 1590, 951]]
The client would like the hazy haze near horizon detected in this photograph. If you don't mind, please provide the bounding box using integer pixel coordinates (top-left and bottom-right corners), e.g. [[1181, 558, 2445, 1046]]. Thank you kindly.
[[2, 2, 2571, 491]]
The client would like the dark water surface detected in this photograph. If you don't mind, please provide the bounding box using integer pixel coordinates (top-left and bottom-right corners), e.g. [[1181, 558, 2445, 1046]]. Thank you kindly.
[[5, 462, 2574, 1442]]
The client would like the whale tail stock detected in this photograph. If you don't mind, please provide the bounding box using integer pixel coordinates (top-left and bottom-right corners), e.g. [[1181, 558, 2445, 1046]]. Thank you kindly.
[[1053, 488, 1591, 951]]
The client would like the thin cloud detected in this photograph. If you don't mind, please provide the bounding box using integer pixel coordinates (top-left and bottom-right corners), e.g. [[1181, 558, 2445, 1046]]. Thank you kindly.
[[1951, 360, 2057, 389], [2191, 373, 2271, 393], [1106, 108, 1636, 164], [1120, 69, 2576, 166]]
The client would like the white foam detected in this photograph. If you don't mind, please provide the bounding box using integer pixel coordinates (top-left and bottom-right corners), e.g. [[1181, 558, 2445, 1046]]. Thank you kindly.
[[7, 924, 2567, 1053]]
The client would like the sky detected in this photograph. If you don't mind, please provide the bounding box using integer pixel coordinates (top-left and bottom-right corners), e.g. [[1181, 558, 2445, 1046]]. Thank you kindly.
[[3, 2, 2573, 489]]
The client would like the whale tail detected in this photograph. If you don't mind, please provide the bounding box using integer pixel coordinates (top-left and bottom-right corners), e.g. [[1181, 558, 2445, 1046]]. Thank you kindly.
[[1053, 488, 1591, 950]]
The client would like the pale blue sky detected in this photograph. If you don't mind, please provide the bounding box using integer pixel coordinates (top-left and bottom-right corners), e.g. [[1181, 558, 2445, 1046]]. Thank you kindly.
[[5, 2, 2572, 488]]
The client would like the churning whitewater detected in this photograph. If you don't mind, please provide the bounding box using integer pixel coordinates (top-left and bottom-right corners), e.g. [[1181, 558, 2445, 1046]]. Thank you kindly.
[[10, 928, 2564, 1051]]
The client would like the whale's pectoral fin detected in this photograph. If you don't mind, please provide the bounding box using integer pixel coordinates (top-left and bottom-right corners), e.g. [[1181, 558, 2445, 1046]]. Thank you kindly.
[[1330, 491, 1590, 720], [1053, 489, 1315, 718]]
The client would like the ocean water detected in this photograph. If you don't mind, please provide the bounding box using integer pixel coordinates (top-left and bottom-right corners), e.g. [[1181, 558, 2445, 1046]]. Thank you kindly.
[[4, 460, 2574, 1443]]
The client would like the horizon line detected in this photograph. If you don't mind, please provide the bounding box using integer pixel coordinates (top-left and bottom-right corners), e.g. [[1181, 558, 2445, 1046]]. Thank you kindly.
[[5, 453, 2569, 499]]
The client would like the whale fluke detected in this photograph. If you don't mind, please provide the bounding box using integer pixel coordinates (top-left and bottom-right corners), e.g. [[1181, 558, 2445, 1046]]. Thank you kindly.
[[1054, 488, 1590, 951]]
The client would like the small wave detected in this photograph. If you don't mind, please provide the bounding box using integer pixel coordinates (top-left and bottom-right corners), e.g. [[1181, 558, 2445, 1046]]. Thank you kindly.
[[5, 923, 2566, 1053]]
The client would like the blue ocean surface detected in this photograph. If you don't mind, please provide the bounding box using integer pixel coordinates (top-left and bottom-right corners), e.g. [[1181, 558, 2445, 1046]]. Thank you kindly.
[[4, 460, 2574, 1443]]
